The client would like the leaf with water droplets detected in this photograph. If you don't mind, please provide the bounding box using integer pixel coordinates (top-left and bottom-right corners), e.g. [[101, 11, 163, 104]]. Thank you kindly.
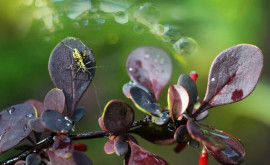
[[102, 100, 134, 135], [26, 153, 41, 165], [114, 135, 129, 156], [177, 74, 197, 115], [41, 110, 73, 133], [187, 120, 225, 152], [0, 104, 37, 154], [104, 139, 115, 154], [168, 85, 189, 122], [130, 123, 175, 145], [130, 86, 162, 117], [71, 107, 85, 123], [49, 37, 96, 117], [44, 88, 65, 114], [196, 44, 263, 115], [126, 46, 172, 100], [128, 140, 169, 165], [53, 135, 74, 158], [25, 99, 44, 116]]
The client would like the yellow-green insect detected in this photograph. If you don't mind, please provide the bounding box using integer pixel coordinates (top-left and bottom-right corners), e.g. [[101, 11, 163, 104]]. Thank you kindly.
[[62, 41, 93, 80]]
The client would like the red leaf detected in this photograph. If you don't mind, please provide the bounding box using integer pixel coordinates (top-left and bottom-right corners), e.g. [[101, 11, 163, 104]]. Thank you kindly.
[[104, 139, 115, 154], [126, 46, 172, 100], [44, 88, 65, 114], [52, 135, 74, 158], [128, 141, 169, 165], [74, 143, 87, 152], [196, 44, 263, 114]]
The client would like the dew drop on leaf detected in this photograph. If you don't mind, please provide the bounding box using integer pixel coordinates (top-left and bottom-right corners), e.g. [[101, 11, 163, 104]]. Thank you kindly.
[[173, 37, 197, 56], [114, 11, 128, 24], [134, 3, 160, 27], [7, 107, 15, 115]]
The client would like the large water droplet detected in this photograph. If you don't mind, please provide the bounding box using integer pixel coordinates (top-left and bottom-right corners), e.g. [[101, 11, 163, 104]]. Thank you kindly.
[[114, 11, 128, 24], [133, 25, 145, 34], [162, 24, 183, 42], [128, 67, 136, 73], [7, 107, 15, 115], [134, 3, 159, 27], [26, 113, 34, 118], [173, 37, 197, 56], [150, 24, 165, 36], [211, 78, 215, 82], [100, 1, 126, 13], [96, 19, 106, 24], [66, 0, 91, 20], [79, 19, 89, 26]]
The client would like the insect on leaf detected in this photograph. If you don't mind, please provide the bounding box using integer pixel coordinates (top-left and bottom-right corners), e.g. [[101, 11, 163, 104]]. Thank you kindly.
[[196, 44, 263, 115], [126, 46, 172, 100], [49, 37, 96, 117]]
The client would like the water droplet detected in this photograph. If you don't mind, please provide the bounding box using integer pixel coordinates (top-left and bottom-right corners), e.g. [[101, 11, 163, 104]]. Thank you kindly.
[[144, 54, 150, 59], [114, 11, 128, 24], [7, 107, 15, 115], [162, 24, 182, 42], [0, 135, 2, 141], [100, 1, 126, 13], [133, 25, 145, 34], [79, 19, 89, 26], [26, 113, 34, 118], [24, 125, 28, 131], [150, 24, 165, 35], [173, 37, 197, 56], [211, 78, 215, 82], [60, 129, 67, 133], [66, 123, 71, 127], [57, 119, 62, 122], [128, 67, 136, 73], [134, 3, 159, 27], [66, 0, 91, 20], [96, 19, 106, 24], [159, 58, 165, 64], [72, 125, 76, 132]]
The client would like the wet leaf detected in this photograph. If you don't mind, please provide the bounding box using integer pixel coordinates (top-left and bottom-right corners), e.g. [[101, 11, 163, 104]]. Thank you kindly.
[[168, 85, 189, 122], [41, 110, 73, 133], [197, 44, 263, 114], [104, 140, 115, 154], [130, 86, 162, 117], [126, 46, 172, 100], [53, 135, 74, 158], [29, 118, 49, 133], [49, 37, 96, 117], [0, 104, 37, 154], [198, 126, 245, 165], [46, 150, 93, 165], [177, 74, 197, 115], [44, 88, 65, 114], [152, 111, 170, 125], [186, 120, 225, 152], [128, 140, 169, 165], [71, 107, 85, 123], [25, 99, 44, 116], [102, 100, 134, 135], [26, 153, 41, 165], [174, 125, 189, 144], [130, 123, 175, 145], [114, 135, 129, 156], [122, 82, 149, 99]]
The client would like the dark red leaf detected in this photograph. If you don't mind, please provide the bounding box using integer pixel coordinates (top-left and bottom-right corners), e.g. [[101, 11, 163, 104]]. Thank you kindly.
[[130, 86, 162, 117], [130, 123, 175, 145], [0, 104, 37, 154], [188, 138, 200, 149], [195, 110, 209, 121], [15, 160, 26, 165], [126, 46, 172, 100], [98, 117, 109, 132], [168, 85, 189, 122], [186, 120, 225, 152], [102, 100, 134, 135], [174, 143, 187, 153], [41, 110, 73, 133], [174, 125, 189, 144], [74, 143, 87, 152], [114, 135, 129, 156], [196, 44, 263, 115], [53, 135, 74, 158], [104, 139, 115, 154], [49, 37, 96, 117], [71, 107, 85, 123], [25, 99, 44, 116], [72, 150, 93, 165], [177, 74, 198, 115], [28, 118, 49, 133], [122, 82, 150, 99], [128, 140, 169, 165], [44, 88, 65, 114], [26, 153, 41, 165]]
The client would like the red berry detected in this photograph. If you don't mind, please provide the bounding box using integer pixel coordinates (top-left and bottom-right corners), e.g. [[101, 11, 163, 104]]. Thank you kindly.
[[190, 71, 198, 82], [74, 143, 87, 152], [199, 151, 208, 165]]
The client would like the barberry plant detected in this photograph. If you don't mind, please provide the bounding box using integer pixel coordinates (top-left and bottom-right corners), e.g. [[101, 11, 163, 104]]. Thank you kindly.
[[0, 37, 263, 165]]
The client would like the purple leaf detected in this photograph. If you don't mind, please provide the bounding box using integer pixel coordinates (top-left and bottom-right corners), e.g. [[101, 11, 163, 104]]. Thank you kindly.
[[186, 120, 225, 152], [26, 153, 41, 165], [177, 74, 197, 115], [130, 86, 162, 117], [174, 125, 189, 144], [128, 141, 169, 165], [102, 100, 134, 135], [49, 37, 96, 117], [53, 135, 74, 158], [122, 82, 150, 99], [25, 99, 44, 116], [41, 110, 73, 133], [151, 111, 170, 125], [0, 104, 37, 154], [126, 46, 172, 100], [72, 150, 93, 165], [15, 160, 26, 165], [28, 118, 49, 133], [104, 139, 115, 154], [196, 44, 263, 115], [44, 88, 65, 114], [168, 85, 189, 122], [130, 123, 175, 145], [71, 107, 85, 123], [114, 135, 129, 156], [98, 117, 109, 132]]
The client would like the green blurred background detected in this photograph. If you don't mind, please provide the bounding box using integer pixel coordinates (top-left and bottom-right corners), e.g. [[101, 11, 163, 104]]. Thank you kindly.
[[0, 0, 270, 164]]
